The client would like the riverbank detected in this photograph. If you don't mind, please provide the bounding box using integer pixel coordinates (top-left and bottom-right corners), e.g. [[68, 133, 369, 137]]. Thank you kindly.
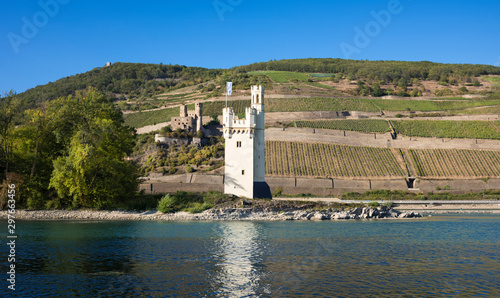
[[2, 206, 422, 221], [5, 199, 500, 221], [395, 203, 500, 214]]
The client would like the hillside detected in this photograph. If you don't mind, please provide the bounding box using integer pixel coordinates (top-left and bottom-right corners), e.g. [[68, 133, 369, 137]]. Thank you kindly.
[[5, 58, 500, 202], [13, 58, 500, 115], [236, 58, 500, 83], [16, 62, 222, 110]]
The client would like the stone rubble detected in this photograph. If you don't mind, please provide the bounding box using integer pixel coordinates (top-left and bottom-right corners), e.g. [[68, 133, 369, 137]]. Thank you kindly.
[[0, 206, 421, 221]]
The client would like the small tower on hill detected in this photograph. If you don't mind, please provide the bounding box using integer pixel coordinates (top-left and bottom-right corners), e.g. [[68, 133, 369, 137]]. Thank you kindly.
[[223, 85, 271, 198]]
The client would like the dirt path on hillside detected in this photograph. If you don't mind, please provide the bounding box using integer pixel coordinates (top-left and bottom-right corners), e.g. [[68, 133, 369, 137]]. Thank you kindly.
[[265, 127, 500, 151]]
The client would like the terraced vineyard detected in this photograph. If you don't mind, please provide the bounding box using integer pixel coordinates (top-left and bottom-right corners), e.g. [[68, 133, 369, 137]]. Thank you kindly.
[[124, 106, 185, 128], [265, 141, 406, 178], [305, 82, 337, 89], [248, 71, 310, 83], [392, 120, 500, 139], [124, 97, 500, 129], [407, 148, 500, 178], [294, 119, 391, 133], [203, 97, 380, 117], [203, 100, 251, 118], [454, 106, 500, 114], [371, 99, 500, 112], [265, 97, 379, 113]]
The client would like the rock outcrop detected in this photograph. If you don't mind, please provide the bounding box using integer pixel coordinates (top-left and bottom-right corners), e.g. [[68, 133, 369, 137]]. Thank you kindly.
[[1, 206, 421, 221]]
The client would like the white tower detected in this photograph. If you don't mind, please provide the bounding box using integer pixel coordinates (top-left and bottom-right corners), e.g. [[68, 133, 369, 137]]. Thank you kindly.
[[223, 85, 271, 198]]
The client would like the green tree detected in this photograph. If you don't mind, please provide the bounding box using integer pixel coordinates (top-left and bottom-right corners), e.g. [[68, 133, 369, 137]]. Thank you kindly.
[[17, 105, 62, 208], [48, 88, 138, 209], [0, 91, 20, 179], [371, 83, 385, 97]]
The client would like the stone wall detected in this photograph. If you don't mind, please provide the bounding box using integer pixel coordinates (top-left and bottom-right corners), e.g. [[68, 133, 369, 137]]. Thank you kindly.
[[140, 174, 500, 196], [416, 178, 500, 193]]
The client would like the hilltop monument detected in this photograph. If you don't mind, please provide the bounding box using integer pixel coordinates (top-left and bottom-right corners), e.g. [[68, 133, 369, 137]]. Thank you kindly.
[[223, 85, 272, 198]]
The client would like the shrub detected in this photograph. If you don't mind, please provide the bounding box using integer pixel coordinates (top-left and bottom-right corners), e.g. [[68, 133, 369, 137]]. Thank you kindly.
[[368, 201, 380, 208], [186, 165, 194, 173], [158, 194, 177, 213], [168, 166, 177, 174], [202, 191, 225, 204], [187, 202, 213, 213], [382, 201, 394, 208], [273, 187, 284, 197], [397, 91, 407, 97], [121, 195, 161, 211]]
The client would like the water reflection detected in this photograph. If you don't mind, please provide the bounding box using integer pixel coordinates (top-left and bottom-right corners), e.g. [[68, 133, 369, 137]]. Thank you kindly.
[[4, 216, 499, 296], [213, 222, 265, 297]]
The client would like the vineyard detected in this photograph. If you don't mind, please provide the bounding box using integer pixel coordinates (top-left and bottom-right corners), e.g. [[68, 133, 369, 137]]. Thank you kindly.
[[370, 98, 500, 112], [392, 120, 500, 139], [294, 119, 391, 133], [203, 100, 251, 118], [124, 97, 500, 129], [123, 97, 381, 128], [265, 97, 379, 113], [124, 106, 185, 128], [407, 148, 500, 178], [305, 82, 337, 89], [204, 97, 380, 116], [248, 71, 310, 83], [265, 141, 406, 178]]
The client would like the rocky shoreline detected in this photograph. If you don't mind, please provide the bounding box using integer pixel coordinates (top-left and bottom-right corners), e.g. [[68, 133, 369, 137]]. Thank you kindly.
[[1, 206, 422, 221]]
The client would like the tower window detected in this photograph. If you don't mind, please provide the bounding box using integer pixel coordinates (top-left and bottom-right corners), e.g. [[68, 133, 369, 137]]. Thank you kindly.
[[242, 170, 245, 175], [237, 141, 242, 148]]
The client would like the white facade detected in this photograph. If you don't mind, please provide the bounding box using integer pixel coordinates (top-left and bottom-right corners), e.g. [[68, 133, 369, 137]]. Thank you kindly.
[[223, 85, 270, 198]]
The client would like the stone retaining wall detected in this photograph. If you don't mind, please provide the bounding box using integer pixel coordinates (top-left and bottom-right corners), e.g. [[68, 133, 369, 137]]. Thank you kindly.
[[140, 174, 500, 196], [416, 178, 500, 193]]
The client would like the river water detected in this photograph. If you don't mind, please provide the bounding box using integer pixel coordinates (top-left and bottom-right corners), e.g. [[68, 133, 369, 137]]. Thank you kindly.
[[3, 215, 500, 297]]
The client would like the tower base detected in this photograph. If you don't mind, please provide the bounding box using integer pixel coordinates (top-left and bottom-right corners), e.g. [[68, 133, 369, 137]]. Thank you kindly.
[[253, 182, 272, 199]]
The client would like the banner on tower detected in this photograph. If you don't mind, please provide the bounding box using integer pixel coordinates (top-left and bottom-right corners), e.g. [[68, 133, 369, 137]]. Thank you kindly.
[[227, 82, 232, 96]]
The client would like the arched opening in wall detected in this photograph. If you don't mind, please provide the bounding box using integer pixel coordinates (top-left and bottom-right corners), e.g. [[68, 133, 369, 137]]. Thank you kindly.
[[406, 177, 416, 189]]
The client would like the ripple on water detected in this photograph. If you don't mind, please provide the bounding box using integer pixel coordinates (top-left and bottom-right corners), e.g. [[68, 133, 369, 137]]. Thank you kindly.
[[4, 215, 500, 296]]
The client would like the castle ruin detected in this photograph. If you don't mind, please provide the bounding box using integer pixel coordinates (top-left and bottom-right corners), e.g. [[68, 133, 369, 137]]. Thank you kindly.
[[171, 103, 203, 133]]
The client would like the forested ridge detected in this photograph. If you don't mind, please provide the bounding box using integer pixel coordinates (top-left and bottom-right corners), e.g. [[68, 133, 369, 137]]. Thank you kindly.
[[17, 62, 222, 109], [235, 58, 500, 83]]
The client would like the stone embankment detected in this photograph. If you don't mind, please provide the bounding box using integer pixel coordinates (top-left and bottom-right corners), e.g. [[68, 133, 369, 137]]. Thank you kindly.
[[1, 206, 421, 221]]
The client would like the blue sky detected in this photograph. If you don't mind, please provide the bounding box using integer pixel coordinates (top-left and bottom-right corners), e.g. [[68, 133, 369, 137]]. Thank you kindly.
[[1, 0, 500, 93]]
